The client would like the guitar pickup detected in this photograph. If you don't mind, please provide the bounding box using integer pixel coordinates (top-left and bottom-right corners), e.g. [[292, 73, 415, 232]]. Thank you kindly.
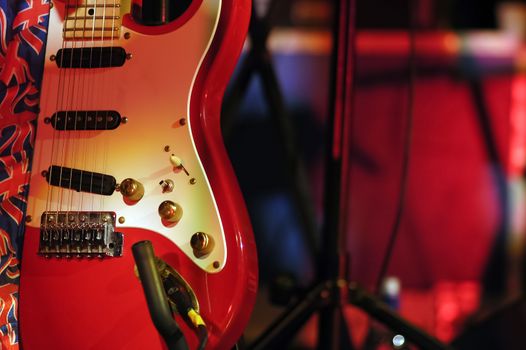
[[49, 110, 121, 130], [54, 47, 127, 68], [45, 165, 117, 196]]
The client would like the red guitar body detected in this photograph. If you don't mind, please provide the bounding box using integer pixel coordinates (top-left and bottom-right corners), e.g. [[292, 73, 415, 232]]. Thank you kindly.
[[19, 1, 257, 349]]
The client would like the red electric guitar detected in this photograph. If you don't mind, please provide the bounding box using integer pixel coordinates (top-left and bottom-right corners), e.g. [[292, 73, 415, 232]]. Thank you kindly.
[[19, 0, 257, 349]]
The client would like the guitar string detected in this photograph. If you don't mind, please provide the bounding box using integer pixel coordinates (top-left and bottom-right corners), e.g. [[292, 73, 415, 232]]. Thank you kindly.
[[66, 0, 88, 229], [87, 0, 113, 236], [84, 0, 98, 223], [55, 0, 78, 230], [48, 0, 91, 253], [73, 0, 89, 223], [72, 0, 96, 242], [99, 0, 109, 216], [74, 0, 116, 244], [104, 0, 119, 209], [58, 0, 84, 247], [83, 0, 106, 243], [44, 0, 76, 239], [98, 0, 119, 229], [80, 0, 101, 247], [95, 0, 109, 227]]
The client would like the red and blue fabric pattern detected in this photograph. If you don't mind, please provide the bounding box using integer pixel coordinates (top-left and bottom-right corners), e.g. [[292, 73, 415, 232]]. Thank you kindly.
[[0, 0, 49, 348]]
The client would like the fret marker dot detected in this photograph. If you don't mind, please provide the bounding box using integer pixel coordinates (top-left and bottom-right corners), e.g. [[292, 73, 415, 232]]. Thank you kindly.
[[88, 8, 95, 16]]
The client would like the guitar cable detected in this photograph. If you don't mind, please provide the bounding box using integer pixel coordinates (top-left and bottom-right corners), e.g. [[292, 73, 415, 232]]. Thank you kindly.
[[164, 275, 208, 350], [374, 0, 417, 295]]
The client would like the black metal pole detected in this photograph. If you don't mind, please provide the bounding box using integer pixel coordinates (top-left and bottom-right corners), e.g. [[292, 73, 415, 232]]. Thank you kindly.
[[316, 0, 355, 347], [468, 79, 509, 301], [141, 0, 171, 25]]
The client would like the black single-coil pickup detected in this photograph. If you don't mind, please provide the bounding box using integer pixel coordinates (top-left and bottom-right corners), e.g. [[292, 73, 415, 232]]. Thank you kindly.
[[45, 165, 116, 196], [55, 47, 127, 68], [50, 111, 121, 130], [39, 211, 123, 258]]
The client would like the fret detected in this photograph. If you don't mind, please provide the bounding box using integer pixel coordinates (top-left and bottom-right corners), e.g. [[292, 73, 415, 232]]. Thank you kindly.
[[64, 19, 120, 29], [64, 27, 120, 32], [67, 7, 119, 18], [63, 0, 123, 41], [64, 30, 121, 40], [66, 4, 121, 8], [66, 16, 121, 20]]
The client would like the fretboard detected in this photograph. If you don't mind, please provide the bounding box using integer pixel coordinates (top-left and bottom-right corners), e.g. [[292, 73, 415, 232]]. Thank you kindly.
[[63, 0, 122, 40]]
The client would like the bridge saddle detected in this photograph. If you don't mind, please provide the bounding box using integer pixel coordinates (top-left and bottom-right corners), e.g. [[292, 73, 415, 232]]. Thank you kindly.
[[39, 211, 123, 258]]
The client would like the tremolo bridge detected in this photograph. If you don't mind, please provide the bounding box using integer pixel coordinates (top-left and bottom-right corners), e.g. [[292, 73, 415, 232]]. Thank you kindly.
[[39, 211, 123, 258]]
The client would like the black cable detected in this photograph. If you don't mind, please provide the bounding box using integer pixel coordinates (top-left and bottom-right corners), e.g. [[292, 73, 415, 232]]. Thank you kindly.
[[374, 0, 417, 294], [163, 274, 208, 350], [196, 325, 208, 350], [132, 241, 189, 350]]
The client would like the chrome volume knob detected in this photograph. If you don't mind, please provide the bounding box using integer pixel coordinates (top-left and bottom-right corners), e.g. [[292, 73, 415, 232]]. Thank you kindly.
[[119, 178, 144, 202]]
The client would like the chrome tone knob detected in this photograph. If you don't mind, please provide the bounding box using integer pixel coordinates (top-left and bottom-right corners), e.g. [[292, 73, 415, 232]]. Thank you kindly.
[[190, 232, 214, 258], [119, 178, 144, 202], [158, 201, 183, 223]]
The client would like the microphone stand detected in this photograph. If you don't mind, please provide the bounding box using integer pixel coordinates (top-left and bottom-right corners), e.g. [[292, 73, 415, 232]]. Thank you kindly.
[[248, 0, 453, 348]]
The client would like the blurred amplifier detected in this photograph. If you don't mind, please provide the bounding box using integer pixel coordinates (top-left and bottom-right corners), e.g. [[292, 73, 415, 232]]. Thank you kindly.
[[254, 0, 331, 28]]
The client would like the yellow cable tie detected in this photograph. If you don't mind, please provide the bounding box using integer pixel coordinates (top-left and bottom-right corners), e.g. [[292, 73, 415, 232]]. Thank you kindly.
[[187, 309, 206, 327]]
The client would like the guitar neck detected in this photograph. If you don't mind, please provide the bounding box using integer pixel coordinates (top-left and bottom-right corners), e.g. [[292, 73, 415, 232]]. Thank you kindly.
[[63, 0, 124, 40]]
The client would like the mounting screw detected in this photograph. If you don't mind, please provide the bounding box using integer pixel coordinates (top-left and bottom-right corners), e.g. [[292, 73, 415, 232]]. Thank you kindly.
[[179, 118, 186, 126], [190, 178, 196, 185], [124, 32, 131, 40], [121, 117, 128, 124], [118, 216, 125, 224], [126, 53, 133, 60], [44, 117, 51, 124], [25, 215, 32, 223], [164, 145, 171, 152], [50, 55, 56, 61], [213, 261, 220, 269]]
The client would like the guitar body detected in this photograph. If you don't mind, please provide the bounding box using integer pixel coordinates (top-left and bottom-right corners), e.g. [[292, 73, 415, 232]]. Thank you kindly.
[[19, 1, 257, 349]]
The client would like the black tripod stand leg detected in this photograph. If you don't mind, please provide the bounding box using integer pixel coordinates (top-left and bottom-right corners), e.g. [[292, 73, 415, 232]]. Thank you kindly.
[[349, 283, 453, 350], [318, 304, 355, 350], [467, 78, 509, 301], [249, 283, 327, 350]]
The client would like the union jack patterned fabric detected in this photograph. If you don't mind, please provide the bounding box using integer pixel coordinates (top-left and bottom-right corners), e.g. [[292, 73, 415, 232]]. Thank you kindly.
[[0, 0, 49, 348]]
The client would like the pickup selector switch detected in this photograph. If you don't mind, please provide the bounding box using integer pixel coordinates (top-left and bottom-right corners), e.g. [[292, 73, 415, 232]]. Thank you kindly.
[[169, 154, 189, 175], [169, 154, 183, 168]]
